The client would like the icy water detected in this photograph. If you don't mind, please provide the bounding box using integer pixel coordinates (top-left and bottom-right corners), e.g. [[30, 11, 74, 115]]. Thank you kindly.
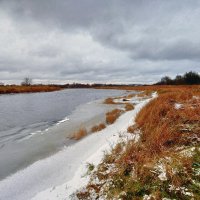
[[0, 89, 125, 180]]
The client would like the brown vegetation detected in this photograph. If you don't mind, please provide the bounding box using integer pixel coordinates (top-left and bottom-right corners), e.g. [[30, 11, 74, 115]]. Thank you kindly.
[[0, 85, 63, 94], [127, 124, 138, 133], [71, 128, 87, 140], [95, 84, 200, 94], [104, 97, 115, 104], [76, 86, 200, 199], [125, 103, 134, 111], [126, 93, 136, 98], [106, 109, 123, 124], [91, 123, 106, 133]]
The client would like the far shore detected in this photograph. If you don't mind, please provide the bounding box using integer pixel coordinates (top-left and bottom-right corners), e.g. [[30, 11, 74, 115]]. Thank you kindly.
[[1, 84, 199, 95], [0, 85, 63, 94]]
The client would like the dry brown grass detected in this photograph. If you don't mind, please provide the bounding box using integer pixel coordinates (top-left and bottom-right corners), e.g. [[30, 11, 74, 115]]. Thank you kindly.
[[91, 123, 106, 133], [125, 103, 134, 111], [126, 93, 136, 98], [127, 124, 138, 133], [76, 85, 200, 199], [118, 88, 200, 176], [136, 89, 200, 153], [104, 97, 115, 104], [0, 85, 62, 94], [106, 109, 123, 124], [95, 85, 200, 97], [71, 128, 87, 140]]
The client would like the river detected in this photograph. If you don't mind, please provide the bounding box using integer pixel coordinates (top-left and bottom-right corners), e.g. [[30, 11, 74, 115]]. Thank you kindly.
[[0, 88, 126, 180]]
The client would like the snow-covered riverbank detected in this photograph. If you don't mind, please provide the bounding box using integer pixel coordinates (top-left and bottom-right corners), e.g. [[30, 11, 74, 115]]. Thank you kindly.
[[31, 93, 157, 200]]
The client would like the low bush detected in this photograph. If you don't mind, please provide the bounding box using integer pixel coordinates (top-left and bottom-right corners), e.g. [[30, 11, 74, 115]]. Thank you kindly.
[[72, 128, 87, 140], [104, 98, 115, 104], [127, 124, 137, 133], [125, 103, 134, 111], [106, 109, 123, 124], [91, 123, 106, 133]]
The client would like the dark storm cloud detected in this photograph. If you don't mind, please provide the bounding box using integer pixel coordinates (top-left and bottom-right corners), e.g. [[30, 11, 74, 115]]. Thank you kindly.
[[0, 0, 200, 84]]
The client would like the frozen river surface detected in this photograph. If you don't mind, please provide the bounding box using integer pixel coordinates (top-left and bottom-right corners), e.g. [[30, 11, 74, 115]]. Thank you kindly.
[[0, 89, 125, 180]]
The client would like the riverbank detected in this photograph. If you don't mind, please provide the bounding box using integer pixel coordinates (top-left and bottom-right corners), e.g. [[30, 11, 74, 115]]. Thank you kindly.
[[30, 92, 156, 200], [75, 86, 200, 199]]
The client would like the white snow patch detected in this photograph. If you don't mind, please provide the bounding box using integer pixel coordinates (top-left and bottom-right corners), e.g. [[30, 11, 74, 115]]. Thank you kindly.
[[113, 98, 131, 104], [152, 159, 170, 181], [174, 103, 183, 110], [143, 194, 155, 200], [193, 96, 200, 100], [180, 147, 196, 157], [157, 164, 167, 181], [169, 185, 194, 197]]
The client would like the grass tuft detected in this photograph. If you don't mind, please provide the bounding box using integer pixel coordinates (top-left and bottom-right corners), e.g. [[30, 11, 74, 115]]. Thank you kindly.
[[91, 123, 106, 133], [127, 124, 138, 133], [72, 128, 87, 140], [125, 103, 134, 111], [104, 97, 115, 104], [106, 109, 123, 124]]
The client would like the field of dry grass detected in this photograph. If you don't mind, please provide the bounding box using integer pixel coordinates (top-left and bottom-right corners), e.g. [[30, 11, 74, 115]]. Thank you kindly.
[[95, 84, 200, 94], [76, 85, 200, 199], [0, 85, 63, 94]]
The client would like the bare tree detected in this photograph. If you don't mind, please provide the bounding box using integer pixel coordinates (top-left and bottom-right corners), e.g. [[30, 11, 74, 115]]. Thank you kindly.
[[21, 77, 32, 86]]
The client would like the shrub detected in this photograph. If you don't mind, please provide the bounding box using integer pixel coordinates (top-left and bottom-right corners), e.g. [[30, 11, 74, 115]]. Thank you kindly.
[[72, 128, 87, 140], [127, 124, 137, 133], [104, 97, 115, 104], [125, 103, 134, 111], [106, 109, 123, 124], [91, 123, 106, 133]]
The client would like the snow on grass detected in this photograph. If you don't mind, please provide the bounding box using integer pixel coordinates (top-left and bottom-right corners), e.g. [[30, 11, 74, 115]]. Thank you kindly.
[[154, 162, 167, 181], [174, 103, 183, 110], [180, 147, 196, 157], [193, 96, 200, 100]]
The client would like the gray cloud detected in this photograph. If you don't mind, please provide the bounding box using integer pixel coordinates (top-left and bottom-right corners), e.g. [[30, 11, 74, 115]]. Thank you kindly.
[[0, 0, 200, 84]]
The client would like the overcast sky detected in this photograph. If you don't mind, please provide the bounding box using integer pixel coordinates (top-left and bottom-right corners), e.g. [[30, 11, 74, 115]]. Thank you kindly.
[[0, 0, 200, 84]]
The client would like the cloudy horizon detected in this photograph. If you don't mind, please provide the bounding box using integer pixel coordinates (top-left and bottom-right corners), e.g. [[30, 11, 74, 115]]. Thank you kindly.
[[0, 0, 200, 84]]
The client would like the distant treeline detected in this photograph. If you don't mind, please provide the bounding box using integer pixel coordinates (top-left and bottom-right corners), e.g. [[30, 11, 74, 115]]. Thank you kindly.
[[156, 71, 200, 85], [60, 83, 139, 89]]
